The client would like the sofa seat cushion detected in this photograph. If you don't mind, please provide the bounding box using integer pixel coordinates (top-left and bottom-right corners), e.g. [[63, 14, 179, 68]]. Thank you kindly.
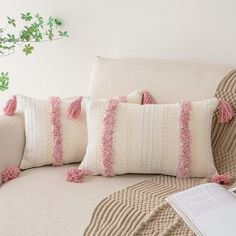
[[0, 165, 152, 236]]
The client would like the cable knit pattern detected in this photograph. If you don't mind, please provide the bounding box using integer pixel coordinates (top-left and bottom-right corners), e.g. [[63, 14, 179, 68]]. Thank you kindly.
[[177, 101, 192, 178], [50, 97, 63, 166], [101, 99, 120, 176]]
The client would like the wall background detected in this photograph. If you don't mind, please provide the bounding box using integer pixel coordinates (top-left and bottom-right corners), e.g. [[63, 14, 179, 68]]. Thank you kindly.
[[1, 0, 236, 108]]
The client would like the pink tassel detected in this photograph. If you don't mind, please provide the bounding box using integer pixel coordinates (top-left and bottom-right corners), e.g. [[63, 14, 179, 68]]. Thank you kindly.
[[212, 173, 232, 185], [218, 99, 235, 123], [3, 95, 17, 116], [66, 168, 90, 183], [67, 97, 83, 120], [1, 166, 21, 183], [142, 90, 155, 104]]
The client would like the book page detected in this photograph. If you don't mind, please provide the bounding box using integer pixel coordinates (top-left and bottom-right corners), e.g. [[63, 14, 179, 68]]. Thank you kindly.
[[172, 183, 235, 217], [167, 183, 236, 236]]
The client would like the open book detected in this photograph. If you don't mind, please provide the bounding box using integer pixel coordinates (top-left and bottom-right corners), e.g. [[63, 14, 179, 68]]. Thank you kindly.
[[166, 183, 236, 236]]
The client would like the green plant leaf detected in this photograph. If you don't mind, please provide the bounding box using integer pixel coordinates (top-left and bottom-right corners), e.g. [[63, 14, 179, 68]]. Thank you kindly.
[[35, 13, 44, 27], [0, 72, 9, 91], [54, 18, 62, 26], [0, 13, 69, 59], [23, 44, 34, 55], [58, 31, 69, 37], [7, 17, 16, 27], [7, 34, 16, 43], [47, 17, 54, 28], [21, 12, 33, 22]]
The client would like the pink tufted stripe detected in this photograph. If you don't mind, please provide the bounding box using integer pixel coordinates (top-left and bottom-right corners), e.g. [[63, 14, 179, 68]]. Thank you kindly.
[[101, 99, 120, 177], [50, 97, 63, 166], [177, 101, 192, 178]]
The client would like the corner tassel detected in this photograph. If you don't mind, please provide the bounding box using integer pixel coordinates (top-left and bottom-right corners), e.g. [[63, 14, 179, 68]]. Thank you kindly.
[[1, 166, 21, 183], [3, 95, 17, 116], [67, 96, 83, 120], [212, 173, 232, 185], [142, 90, 155, 104], [66, 168, 90, 183], [218, 99, 235, 123]]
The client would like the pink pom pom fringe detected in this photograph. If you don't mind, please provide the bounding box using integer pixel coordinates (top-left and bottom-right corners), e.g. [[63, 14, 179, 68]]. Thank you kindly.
[[218, 99, 235, 123], [1, 166, 21, 183], [66, 168, 90, 183], [212, 173, 232, 185]]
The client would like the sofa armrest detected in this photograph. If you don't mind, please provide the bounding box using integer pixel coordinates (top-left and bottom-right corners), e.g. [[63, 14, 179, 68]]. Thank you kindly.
[[0, 113, 24, 185]]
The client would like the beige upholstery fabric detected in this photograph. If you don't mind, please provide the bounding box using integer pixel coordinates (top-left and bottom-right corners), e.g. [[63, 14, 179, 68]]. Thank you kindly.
[[0, 114, 24, 186], [88, 57, 233, 102], [0, 165, 152, 236]]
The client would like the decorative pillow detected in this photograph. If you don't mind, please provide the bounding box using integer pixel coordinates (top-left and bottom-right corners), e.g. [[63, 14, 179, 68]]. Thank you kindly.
[[13, 91, 147, 169], [80, 98, 218, 178]]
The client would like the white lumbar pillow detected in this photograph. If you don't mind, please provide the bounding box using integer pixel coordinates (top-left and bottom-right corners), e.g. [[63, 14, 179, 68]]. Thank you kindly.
[[80, 98, 218, 178], [16, 91, 144, 169]]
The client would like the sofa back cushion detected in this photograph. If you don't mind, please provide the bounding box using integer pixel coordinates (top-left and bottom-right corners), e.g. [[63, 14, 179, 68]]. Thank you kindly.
[[88, 57, 233, 103]]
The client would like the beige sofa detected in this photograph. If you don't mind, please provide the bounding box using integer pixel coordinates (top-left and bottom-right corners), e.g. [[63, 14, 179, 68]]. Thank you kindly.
[[0, 58, 233, 236]]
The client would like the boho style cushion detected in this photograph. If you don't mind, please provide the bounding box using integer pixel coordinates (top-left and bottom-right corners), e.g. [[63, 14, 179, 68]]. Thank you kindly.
[[16, 91, 145, 169], [80, 98, 218, 178]]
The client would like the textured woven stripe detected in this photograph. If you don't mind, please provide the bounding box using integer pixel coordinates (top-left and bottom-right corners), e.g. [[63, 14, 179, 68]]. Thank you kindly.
[[211, 69, 236, 176], [178, 101, 192, 178], [101, 99, 120, 176], [49, 97, 63, 166], [84, 175, 207, 236]]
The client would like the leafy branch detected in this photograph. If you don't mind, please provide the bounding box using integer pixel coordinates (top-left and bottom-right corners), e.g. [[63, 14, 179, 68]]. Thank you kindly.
[[0, 12, 69, 57], [0, 72, 9, 91], [0, 13, 69, 91]]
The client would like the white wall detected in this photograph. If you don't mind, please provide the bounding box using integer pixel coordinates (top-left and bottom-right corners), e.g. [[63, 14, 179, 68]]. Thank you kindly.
[[1, 0, 236, 108]]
